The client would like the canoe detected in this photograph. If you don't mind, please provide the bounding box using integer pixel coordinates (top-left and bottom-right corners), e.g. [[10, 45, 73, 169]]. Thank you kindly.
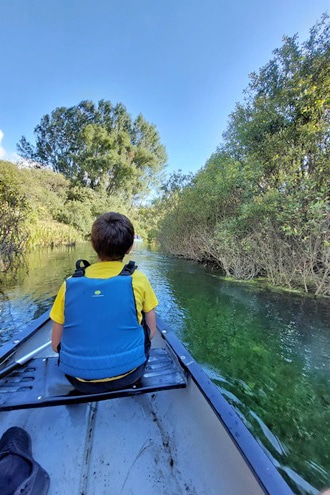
[[0, 311, 294, 495]]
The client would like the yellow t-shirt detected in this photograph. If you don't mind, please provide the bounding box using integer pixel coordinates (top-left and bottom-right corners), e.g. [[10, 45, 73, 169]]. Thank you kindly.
[[50, 261, 158, 325]]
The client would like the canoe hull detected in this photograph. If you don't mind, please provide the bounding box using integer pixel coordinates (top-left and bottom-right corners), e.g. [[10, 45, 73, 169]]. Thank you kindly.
[[0, 313, 294, 495]]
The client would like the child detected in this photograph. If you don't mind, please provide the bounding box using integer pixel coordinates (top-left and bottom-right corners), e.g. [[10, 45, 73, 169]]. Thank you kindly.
[[50, 212, 158, 393]]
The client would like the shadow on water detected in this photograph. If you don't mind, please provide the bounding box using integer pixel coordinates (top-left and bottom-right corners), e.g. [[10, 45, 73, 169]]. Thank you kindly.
[[0, 243, 329, 494]]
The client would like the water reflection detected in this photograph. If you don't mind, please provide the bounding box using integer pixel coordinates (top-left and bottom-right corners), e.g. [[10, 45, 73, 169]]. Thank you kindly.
[[0, 243, 329, 493]]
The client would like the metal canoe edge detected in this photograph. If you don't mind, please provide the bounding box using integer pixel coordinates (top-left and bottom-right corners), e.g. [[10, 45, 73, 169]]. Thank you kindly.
[[0, 311, 51, 365]]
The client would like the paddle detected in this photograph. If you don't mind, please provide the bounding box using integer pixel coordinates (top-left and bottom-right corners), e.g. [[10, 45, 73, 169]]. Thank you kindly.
[[0, 340, 52, 379]]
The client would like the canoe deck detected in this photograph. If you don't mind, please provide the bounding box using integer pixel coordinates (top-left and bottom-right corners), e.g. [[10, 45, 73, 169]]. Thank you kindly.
[[0, 380, 268, 495], [0, 348, 187, 411]]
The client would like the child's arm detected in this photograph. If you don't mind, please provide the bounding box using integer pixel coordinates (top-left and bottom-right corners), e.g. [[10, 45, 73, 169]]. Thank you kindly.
[[144, 309, 156, 339], [52, 322, 64, 352], [50, 281, 66, 352]]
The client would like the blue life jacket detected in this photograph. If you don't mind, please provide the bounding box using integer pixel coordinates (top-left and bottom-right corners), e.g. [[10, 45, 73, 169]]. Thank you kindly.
[[59, 261, 148, 380]]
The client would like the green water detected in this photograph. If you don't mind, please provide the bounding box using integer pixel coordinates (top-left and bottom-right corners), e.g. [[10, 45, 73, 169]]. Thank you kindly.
[[0, 243, 329, 494]]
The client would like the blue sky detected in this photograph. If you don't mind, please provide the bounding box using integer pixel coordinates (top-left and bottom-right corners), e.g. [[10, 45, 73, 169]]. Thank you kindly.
[[0, 0, 328, 174]]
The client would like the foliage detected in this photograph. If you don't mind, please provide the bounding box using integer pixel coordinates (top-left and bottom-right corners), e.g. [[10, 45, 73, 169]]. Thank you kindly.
[[0, 160, 156, 267], [0, 161, 30, 272], [157, 15, 330, 296], [17, 100, 167, 202], [27, 220, 80, 249], [140, 170, 195, 243], [0, 161, 85, 263]]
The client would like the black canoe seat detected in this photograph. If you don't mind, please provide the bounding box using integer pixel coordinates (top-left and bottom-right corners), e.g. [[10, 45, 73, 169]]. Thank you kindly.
[[0, 348, 187, 411]]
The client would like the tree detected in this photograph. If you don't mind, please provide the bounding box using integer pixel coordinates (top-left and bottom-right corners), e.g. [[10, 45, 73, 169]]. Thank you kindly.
[[223, 14, 330, 190], [17, 100, 167, 201]]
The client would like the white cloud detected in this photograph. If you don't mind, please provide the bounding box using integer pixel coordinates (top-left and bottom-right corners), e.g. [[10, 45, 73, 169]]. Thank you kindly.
[[0, 129, 19, 162], [0, 129, 5, 158], [0, 132, 42, 168]]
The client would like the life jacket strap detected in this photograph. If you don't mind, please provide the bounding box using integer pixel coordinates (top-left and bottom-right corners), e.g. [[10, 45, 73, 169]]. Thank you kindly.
[[72, 259, 91, 277], [72, 260, 137, 277], [119, 260, 137, 276]]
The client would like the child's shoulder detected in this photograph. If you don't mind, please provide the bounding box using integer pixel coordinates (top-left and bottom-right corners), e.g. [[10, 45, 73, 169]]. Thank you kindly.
[[132, 268, 148, 280], [133, 268, 153, 287]]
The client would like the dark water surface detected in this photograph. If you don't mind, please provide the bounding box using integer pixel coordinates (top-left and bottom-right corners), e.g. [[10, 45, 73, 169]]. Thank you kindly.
[[0, 243, 329, 494]]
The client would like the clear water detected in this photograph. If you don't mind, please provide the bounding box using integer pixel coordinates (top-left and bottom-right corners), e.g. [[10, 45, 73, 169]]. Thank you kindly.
[[0, 242, 329, 494]]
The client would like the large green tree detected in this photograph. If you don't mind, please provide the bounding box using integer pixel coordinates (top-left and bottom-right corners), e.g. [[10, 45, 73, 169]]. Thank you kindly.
[[223, 14, 330, 189], [17, 100, 167, 201]]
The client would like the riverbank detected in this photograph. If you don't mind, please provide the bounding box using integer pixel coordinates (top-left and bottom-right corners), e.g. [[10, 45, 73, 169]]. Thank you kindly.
[[165, 252, 330, 299], [220, 275, 329, 298]]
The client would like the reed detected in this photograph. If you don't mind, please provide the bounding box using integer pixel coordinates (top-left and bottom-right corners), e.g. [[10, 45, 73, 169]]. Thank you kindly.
[[27, 219, 83, 249]]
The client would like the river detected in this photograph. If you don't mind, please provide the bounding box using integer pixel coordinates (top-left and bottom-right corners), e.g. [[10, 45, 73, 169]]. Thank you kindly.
[[0, 242, 329, 494]]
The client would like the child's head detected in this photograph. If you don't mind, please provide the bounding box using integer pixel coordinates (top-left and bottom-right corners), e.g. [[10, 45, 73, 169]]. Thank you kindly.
[[91, 212, 135, 261]]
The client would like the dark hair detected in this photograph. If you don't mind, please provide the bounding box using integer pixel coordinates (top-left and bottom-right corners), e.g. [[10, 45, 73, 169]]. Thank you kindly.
[[91, 212, 135, 261]]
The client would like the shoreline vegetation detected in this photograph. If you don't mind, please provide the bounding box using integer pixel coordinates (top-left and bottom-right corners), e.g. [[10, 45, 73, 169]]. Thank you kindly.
[[1, 15, 329, 297], [167, 253, 329, 299], [156, 15, 330, 298]]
